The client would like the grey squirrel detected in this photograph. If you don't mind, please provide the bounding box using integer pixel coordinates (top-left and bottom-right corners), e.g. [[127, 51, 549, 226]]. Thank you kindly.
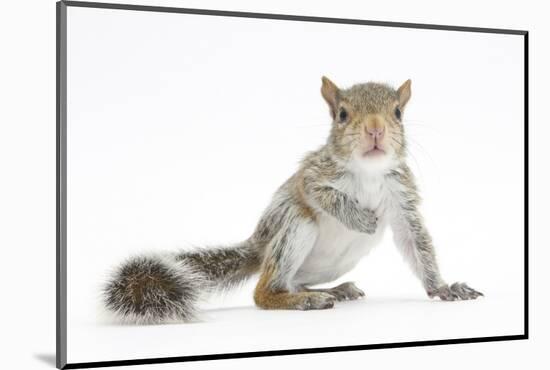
[[103, 77, 483, 324]]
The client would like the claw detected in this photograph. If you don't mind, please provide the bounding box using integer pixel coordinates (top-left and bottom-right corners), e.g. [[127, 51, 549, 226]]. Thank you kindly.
[[431, 282, 484, 301]]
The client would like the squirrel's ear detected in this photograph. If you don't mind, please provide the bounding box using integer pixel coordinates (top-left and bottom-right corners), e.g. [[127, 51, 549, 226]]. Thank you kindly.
[[321, 76, 340, 119], [397, 79, 412, 108]]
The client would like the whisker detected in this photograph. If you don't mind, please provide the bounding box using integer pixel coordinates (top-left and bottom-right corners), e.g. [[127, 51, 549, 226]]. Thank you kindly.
[[390, 136, 425, 181], [405, 135, 441, 175]]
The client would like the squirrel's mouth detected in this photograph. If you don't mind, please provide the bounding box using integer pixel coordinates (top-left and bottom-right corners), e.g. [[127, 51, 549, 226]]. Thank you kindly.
[[363, 147, 386, 157]]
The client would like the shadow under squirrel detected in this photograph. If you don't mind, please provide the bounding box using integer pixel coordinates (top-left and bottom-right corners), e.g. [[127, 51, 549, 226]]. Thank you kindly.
[[103, 77, 483, 324]]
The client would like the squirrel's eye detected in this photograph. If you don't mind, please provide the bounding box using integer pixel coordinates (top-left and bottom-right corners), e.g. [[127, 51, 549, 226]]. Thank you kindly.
[[395, 107, 402, 120], [338, 108, 348, 122]]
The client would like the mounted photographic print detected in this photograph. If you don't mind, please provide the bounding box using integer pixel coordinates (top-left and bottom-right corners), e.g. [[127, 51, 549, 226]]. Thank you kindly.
[[56, 1, 528, 368]]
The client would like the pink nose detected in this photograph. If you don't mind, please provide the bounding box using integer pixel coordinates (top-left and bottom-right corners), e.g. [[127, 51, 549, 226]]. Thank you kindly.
[[367, 126, 385, 140]]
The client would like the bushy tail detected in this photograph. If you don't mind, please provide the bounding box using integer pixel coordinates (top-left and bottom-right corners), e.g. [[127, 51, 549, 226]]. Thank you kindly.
[[102, 241, 262, 324]]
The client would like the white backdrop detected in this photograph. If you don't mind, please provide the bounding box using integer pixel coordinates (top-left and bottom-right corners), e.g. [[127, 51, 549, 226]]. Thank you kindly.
[[64, 4, 524, 364], [1, 0, 545, 369]]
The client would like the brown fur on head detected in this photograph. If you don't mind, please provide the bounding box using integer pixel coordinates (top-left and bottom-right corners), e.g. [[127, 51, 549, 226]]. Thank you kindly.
[[321, 76, 411, 166]]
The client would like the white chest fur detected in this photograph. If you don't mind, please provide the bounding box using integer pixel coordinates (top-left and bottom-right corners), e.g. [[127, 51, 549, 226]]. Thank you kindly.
[[294, 171, 392, 287]]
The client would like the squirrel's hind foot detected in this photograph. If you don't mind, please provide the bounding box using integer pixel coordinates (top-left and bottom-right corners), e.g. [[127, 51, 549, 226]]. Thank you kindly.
[[304, 282, 365, 302], [298, 292, 336, 310], [328, 282, 366, 301]]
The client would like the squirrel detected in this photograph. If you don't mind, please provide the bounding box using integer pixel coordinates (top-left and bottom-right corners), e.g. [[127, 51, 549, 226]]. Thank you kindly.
[[102, 77, 483, 324]]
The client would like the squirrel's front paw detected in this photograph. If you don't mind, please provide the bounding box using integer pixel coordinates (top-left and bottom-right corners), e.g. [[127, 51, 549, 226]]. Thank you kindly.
[[428, 283, 484, 301], [357, 209, 377, 234]]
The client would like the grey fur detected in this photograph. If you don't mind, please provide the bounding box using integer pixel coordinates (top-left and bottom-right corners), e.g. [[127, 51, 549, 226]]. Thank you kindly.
[[102, 242, 261, 324], [304, 177, 378, 234], [386, 164, 445, 292], [102, 254, 204, 324]]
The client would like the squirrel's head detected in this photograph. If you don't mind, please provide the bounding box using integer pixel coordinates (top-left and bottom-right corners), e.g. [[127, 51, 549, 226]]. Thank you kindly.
[[321, 76, 411, 170]]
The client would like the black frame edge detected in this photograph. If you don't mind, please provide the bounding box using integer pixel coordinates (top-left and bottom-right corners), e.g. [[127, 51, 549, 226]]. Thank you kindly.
[[62, 0, 528, 35], [56, 1, 68, 369], [63, 335, 527, 369], [57, 1, 529, 368], [524, 31, 529, 339]]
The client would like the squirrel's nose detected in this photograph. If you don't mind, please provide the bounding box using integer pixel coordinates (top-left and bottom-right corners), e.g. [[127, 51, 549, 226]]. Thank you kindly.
[[367, 126, 385, 140]]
